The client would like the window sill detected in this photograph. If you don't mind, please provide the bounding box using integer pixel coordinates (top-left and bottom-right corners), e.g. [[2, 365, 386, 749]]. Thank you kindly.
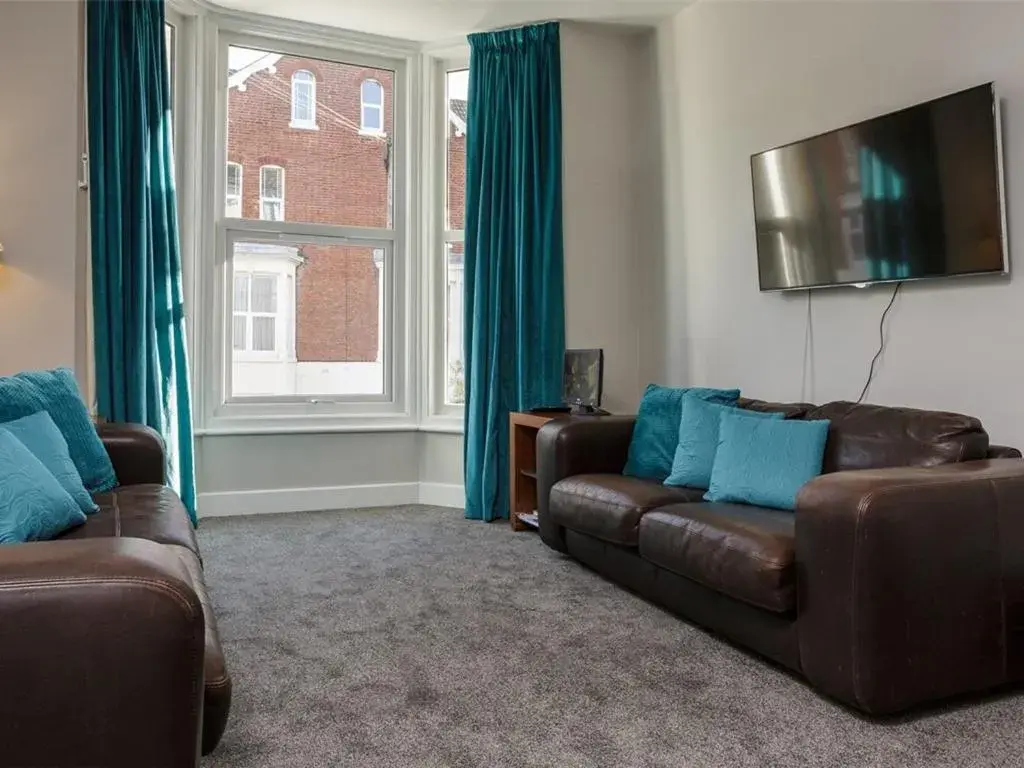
[[358, 128, 387, 138], [418, 416, 463, 434], [289, 121, 319, 130], [196, 422, 420, 436]]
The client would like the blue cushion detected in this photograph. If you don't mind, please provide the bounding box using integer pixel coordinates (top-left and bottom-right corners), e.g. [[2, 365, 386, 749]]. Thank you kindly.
[[0, 369, 117, 493], [704, 412, 830, 511], [665, 399, 783, 489], [0, 412, 99, 515], [623, 384, 741, 481], [0, 431, 86, 544]]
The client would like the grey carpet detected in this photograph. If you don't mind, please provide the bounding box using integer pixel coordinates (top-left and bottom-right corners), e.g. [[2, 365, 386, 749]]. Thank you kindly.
[[199, 506, 1024, 768]]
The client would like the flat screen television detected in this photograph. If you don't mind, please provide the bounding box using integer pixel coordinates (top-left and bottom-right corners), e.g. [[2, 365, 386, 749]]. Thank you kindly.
[[751, 83, 1008, 291]]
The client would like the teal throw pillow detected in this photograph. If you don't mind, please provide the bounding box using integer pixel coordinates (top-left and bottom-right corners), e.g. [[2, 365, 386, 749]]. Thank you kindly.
[[0, 368, 117, 494], [0, 431, 86, 544], [623, 384, 741, 481], [704, 412, 830, 511], [665, 398, 783, 489], [0, 412, 99, 515]]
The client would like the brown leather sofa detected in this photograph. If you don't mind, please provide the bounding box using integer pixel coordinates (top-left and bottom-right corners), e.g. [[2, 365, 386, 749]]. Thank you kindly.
[[537, 398, 1024, 715], [0, 423, 230, 768]]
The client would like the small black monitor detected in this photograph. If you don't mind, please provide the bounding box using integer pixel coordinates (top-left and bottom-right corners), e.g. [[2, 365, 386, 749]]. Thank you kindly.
[[563, 349, 603, 407]]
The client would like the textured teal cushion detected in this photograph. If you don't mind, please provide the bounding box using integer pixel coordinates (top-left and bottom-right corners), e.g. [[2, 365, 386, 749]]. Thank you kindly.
[[665, 399, 783, 489], [0, 412, 99, 515], [0, 368, 116, 493], [0, 431, 86, 544], [705, 412, 830, 511], [623, 384, 741, 481]]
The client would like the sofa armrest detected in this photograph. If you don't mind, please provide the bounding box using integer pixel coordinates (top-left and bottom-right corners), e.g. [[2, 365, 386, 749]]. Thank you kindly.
[[0, 538, 205, 767], [988, 444, 1022, 459], [536, 416, 635, 551], [795, 459, 1024, 714], [96, 421, 167, 486]]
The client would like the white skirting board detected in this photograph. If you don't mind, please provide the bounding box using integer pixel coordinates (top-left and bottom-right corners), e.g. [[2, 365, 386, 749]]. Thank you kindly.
[[198, 482, 465, 517]]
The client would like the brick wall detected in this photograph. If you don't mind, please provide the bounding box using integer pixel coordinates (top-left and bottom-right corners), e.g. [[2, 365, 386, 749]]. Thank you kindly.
[[227, 55, 394, 362]]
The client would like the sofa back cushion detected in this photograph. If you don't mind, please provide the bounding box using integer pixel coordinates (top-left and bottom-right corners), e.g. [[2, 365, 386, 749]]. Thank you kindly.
[[804, 401, 989, 473], [737, 398, 815, 420], [623, 384, 740, 481]]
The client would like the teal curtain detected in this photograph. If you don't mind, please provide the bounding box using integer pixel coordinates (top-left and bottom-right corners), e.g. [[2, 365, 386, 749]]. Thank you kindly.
[[87, 0, 196, 523], [463, 22, 565, 522]]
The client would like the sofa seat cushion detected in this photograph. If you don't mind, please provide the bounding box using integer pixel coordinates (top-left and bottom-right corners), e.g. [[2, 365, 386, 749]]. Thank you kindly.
[[638, 503, 796, 614], [166, 544, 231, 755], [549, 474, 704, 546], [58, 485, 199, 557]]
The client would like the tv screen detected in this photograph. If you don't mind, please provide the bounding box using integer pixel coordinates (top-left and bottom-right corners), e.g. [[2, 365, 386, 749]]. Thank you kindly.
[[751, 84, 1007, 291]]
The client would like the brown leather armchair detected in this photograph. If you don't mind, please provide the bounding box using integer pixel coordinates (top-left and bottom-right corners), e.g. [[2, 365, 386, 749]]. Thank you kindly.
[[537, 400, 1024, 715], [0, 423, 230, 768]]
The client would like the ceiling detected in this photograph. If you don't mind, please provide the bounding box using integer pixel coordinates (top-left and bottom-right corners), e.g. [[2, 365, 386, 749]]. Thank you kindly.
[[207, 0, 689, 43]]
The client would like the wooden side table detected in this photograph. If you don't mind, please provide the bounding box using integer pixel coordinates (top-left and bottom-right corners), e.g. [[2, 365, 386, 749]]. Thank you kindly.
[[509, 411, 560, 531]]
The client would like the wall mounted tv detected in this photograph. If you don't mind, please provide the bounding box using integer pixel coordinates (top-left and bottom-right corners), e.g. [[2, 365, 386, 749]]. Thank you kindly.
[[751, 83, 1008, 292]]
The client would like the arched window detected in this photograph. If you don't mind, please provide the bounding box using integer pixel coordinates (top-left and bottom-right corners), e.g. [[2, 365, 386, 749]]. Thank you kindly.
[[360, 79, 384, 134], [290, 70, 316, 128]]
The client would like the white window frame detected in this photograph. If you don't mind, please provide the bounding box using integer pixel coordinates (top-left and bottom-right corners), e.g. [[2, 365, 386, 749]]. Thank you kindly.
[[259, 165, 285, 221], [199, 26, 411, 433], [360, 78, 384, 135], [423, 58, 469, 428], [290, 69, 317, 129], [225, 162, 242, 218]]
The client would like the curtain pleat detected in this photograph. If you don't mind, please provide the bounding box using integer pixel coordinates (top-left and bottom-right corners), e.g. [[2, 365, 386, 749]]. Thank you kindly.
[[463, 22, 566, 522], [87, 0, 197, 523]]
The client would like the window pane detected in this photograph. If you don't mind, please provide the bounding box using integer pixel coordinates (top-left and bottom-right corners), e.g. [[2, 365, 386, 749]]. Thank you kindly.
[[233, 273, 250, 310], [251, 274, 277, 313], [260, 167, 282, 199], [361, 105, 382, 132], [361, 79, 382, 106], [164, 22, 175, 119], [445, 69, 468, 231], [227, 164, 241, 196], [231, 239, 385, 397], [232, 315, 247, 351], [252, 316, 276, 351], [445, 241, 465, 405], [227, 46, 393, 228], [261, 201, 282, 221]]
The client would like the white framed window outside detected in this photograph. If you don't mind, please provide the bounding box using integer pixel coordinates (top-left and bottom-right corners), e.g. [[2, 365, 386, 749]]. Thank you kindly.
[[233, 272, 279, 353], [226, 162, 242, 218], [206, 34, 408, 431], [290, 69, 316, 129], [360, 79, 384, 134], [259, 165, 284, 221]]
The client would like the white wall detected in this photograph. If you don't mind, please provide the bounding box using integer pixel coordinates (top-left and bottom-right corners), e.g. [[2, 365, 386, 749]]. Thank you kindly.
[[0, 0, 85, 378], [561, 22, 664, 413], [663, 1, 1024, 448]]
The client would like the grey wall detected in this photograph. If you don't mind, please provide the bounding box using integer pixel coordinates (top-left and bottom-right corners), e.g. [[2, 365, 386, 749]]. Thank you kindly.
[[561, 22, 665, 413], [661, 1, 1024, 447]]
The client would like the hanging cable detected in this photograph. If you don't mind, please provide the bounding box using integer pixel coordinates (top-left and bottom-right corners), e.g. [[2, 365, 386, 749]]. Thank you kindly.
[[855, 281, 902, 404]]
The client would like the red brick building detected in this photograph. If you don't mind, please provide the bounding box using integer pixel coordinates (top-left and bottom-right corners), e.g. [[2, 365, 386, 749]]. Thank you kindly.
[[227, 50, 466, 398], [227, 52, 393, 364]]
